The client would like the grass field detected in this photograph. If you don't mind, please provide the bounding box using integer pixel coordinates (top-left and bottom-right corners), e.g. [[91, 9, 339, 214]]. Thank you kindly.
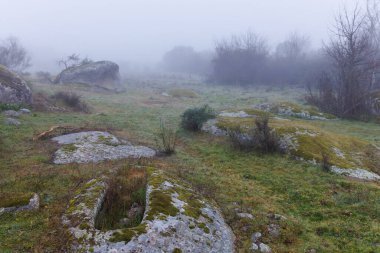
[[0, 79, 379, 252]]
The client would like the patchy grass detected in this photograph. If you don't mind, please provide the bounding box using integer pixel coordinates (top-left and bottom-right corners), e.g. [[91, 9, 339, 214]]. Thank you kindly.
[[168, 88, 198, 98], [0, 80, 379, 252]]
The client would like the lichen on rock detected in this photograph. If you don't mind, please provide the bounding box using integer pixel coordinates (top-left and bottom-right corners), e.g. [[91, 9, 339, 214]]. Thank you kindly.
[[63, 170, 235, 253], [203, 113, 380, 182], [52, 131, 155, 164]]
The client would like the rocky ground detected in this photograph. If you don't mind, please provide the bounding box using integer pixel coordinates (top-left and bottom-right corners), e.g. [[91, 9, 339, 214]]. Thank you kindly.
[[1, 81, 379, 252], [202, 106, 380, 182], [63, 171, 235, 253]]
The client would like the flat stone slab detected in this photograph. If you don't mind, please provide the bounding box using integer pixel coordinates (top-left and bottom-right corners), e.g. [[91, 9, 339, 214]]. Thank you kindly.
[[63, 171, 235, 253], [0, 193, 39, 214], [219, 111, 251, 118], [3, 110, 21, 118], [4, 118, 21, 126], [331, 166, 380, 181], [52, 131, 155, 164]]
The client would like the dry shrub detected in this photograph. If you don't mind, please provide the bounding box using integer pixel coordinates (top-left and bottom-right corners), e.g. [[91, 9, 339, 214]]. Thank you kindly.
[[51, 91, 90, 113], [229, 115, 281, 153], [155, 118, 177, 155], [321, 152, 331, 172]]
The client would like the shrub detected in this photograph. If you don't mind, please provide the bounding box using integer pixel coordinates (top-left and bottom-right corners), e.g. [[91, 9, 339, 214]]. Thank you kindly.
[[0, 103, 22, 112], [229, 115, 281, 153], [321, 152, 331, 172], [252, 115, 281, 153], [51, 91, 90, 113], [181, 105, 215, 131], [228, 126, 255, 151], [155, 118, 177, 155]]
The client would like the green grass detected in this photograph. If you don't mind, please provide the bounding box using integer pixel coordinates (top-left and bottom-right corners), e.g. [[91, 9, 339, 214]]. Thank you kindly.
[[0, 80, 379, 252]]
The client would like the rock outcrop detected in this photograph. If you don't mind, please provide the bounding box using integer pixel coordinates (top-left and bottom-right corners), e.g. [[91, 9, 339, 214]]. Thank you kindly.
[[0, 65, 32, 105], [202, 112, 380, 182], [54, 61, 120, 87], [63, 171, 235, 253], [52, 131, 155, 164]]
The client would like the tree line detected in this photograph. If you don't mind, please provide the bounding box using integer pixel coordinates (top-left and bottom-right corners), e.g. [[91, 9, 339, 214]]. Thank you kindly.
[[162, 1, 380, 119]]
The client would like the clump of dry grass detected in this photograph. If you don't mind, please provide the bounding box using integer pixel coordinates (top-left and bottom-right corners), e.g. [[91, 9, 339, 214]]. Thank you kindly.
[[155, 118, 177, 155], [95, 166, 147, 230], [229, 115, 281, 153], [51, 91, 90, 113]]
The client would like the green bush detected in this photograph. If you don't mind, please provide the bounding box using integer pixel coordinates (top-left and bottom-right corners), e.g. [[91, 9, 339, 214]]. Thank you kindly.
[[181, 105, 216, 131], [0, 103, 22, 112]]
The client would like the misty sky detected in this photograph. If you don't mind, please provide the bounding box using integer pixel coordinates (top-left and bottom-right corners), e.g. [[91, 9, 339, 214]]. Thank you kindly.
[[0, 0, 362, 72]]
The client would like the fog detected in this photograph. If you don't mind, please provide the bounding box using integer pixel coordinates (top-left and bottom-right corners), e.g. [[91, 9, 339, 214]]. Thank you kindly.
[[0, 0, 362, 72]]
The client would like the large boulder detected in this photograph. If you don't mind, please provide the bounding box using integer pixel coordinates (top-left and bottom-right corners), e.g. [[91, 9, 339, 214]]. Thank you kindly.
[[0, 65, 32, 104], [54, 61, 120, 87]]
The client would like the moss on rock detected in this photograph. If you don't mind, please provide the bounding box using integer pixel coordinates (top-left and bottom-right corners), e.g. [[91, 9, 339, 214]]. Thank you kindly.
[[0, 192, 34, 208]]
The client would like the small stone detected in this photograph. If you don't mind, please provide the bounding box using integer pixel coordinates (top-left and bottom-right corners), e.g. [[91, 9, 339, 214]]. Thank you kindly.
[[259, 243, 271, 252], [237, 212, 254, 219], [219, 111, 251, 118], [5, 118, 21, 126], [307, 249, 317, 253], [267, 224, 280, 238], [3, 110, 20, 117], [161, 92, 170, 97], [251, 243, 259, 251], [128, 202, 144, 219], [119, 218, 130, 226], [273, 213, 287, 221], [251, 232, 262, 242], [19, 108, 31, 114]]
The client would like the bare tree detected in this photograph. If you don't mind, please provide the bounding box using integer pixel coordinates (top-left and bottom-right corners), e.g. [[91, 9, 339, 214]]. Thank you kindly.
[[0, 37, 31, 72], [161, 46, 211, 75], [275, 32, 310, 60], [307, 3, 380, 119], [58, 53, 81, 70], [212, 31, 269, 85], [271, 32, 312, 85]]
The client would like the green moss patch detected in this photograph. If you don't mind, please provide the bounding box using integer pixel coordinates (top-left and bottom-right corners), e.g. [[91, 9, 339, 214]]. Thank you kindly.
[[146, 190, 179, 220], [110, 223, 147, 243], [168, 88, 198, 98], [271, 102, 336, 119], [0, 192, 34, 208], [61, 144, 78, 153]]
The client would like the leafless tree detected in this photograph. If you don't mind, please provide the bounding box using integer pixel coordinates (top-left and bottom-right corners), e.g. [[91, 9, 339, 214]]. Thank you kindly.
[[161, 46, 211, 75], [271, 32, 312, 85], [212, 31, 269, 85], [0, 37, 31, 72], [307, 2, 380, 119], [58, 53, 81, 70], [275, 32, 310, 60]]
